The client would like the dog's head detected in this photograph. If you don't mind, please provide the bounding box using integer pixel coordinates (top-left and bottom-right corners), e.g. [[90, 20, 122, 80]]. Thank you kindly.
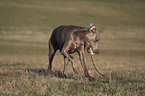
[[86, 23, 100, 54]]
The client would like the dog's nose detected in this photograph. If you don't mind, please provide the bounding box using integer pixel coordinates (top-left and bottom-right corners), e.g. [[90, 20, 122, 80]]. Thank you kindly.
[[94, 49, 99, 54]]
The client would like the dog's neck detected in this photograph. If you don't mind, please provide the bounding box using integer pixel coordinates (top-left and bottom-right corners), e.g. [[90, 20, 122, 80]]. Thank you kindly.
[[85, 32, 97, 41], [78, 28, 100, 46]]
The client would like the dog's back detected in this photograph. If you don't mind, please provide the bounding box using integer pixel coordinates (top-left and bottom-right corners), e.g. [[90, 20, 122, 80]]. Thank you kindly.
[[50, 25, 85, 50]]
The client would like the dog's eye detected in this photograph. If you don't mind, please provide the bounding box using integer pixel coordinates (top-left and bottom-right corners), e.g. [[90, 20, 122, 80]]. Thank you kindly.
[[94, 39, 98, 42]]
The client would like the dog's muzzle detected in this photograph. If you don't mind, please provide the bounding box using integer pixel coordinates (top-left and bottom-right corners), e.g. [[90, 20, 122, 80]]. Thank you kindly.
[[93, 49, 99, 54]]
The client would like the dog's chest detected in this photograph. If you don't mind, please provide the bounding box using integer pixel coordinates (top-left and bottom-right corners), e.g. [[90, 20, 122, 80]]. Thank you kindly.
[[68, 41, 83, 53]]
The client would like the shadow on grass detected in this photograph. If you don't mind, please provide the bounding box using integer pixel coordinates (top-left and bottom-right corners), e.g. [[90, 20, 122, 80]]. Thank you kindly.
[[25, 68, 72, 79]]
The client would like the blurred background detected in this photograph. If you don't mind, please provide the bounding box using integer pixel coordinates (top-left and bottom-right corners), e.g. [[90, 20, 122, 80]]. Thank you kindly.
[[0, 0, 145, 55]]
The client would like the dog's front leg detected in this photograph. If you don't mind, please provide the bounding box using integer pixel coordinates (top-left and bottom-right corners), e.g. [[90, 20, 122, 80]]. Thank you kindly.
[[78, 48, 96, 82], [63, 57, 69, 78], [61, 47, 79, 74]]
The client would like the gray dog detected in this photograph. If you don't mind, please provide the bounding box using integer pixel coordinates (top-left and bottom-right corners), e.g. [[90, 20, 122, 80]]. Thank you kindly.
[[48, 23, 100, 81]]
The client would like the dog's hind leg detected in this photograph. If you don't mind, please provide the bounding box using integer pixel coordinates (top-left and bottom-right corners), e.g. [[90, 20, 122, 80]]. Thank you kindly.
[[48, 38, 58, 76]]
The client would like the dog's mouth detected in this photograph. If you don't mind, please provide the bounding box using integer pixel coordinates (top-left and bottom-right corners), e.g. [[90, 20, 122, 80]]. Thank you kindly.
[[87, 47, 91, 53], [87, 47, 99, 54], [87, 47, 94, 55]]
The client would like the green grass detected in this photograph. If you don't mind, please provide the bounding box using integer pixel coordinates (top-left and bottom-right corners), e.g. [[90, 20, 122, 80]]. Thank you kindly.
[[0, 0, 145, 95]]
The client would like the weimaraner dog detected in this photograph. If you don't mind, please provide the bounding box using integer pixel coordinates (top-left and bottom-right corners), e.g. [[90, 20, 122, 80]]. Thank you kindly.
[[48, 23, 100, 81]]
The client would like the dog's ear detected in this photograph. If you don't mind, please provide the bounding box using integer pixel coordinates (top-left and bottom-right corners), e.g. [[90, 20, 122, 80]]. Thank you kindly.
[[89, 23, 96, 33], [90, 23, 95, 27]]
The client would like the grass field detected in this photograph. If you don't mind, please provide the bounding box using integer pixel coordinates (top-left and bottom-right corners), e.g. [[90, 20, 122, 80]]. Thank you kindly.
[[0, 0, 145, 95]]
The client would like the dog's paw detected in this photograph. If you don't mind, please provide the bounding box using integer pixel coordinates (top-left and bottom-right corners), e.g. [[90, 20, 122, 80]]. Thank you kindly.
[[47, 72, 51, 77], [63, 73, 68, 78], [88, 76, 96, 82], [73, 68, 79, 74]]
